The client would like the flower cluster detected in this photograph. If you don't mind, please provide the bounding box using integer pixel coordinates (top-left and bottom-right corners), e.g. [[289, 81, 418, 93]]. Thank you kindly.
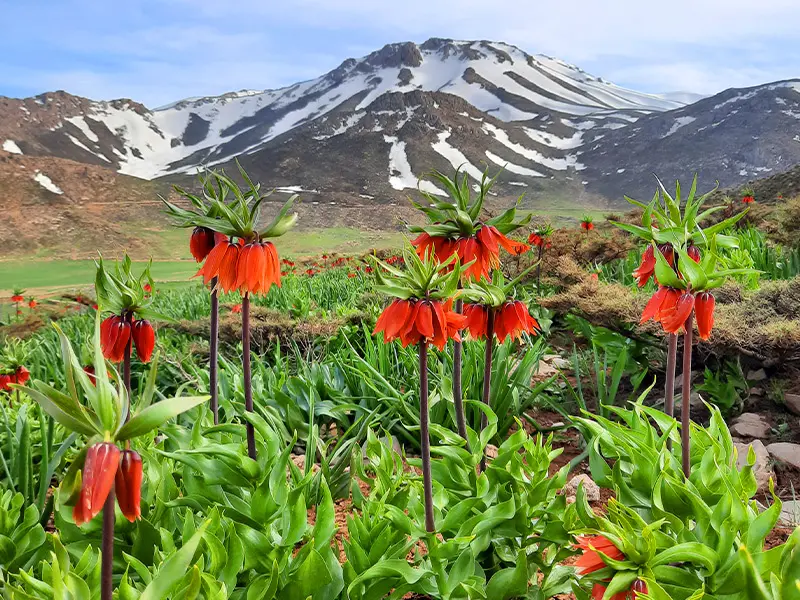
[[374, 298, 466, 350], [99, 315, 155, 363], [74, 443, 143, 525], [463, 301, 539, 342], [199, 239, 281, 294], [412, 225, 529, 280]]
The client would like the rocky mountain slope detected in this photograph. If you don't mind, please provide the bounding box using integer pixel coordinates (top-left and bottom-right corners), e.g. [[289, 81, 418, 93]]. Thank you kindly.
[[1, 37, 798, 243]]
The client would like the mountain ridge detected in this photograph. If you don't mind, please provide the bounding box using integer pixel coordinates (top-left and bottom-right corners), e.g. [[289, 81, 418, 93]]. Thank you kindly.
[[1, 37, 799, 219]]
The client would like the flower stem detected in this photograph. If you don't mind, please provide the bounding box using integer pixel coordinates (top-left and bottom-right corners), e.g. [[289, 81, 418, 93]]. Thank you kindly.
[[242, 294, 256, 460], [419, 341, 434, 533], [452, 298, 468, 445], [479, 310, 495, 473], [664, 333, 678, 451], [536, 246, 544, 290], [209, 278, 219, 425], [101, 489, 115, 600], [681, 314, 694, 477]]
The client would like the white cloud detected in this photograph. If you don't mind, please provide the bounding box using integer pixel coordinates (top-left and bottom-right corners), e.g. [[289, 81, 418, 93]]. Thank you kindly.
[[2, 0, 798, 105]]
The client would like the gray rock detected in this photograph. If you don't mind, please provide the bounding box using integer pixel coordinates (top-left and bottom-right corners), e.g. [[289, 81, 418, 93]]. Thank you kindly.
[[730, 413, 771, 439], [784, 393, 800, 417], [749, 387, 765, 397], [747, 369, 767, 382], [564, 473, 600, 503], [766, 442, 800, 470], [485, 444, 499, 460], [734, 440, 773, 492], [779, 500, 800, 526]]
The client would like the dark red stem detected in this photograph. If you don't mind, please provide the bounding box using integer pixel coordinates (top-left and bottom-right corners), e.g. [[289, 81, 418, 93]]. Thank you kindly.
[[123, 312, 132, 417], [419, 341, 434, 533], [101, 489, 115, 600], [242, 294, 256, 460], [209, 278, 219, 425], [681, 313, 694, 477]]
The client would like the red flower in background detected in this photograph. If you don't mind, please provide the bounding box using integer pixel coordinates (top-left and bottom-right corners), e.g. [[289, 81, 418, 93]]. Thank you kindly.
[[694, 292, 715, 340], [580, 219, 594, 232], [574, 535, 626, 575], [143, 283, 152, 294], [528, 232, 543, 247], [28, 299, 37, 309], [73, 442, 120, 526], [115, 450, 143, 522], [10, 294, 23, 303], [347, 272, 357, 278], [374, 298, 466, 350], [742, 195, 755, 204], [12, 366, 29, 386], [0, 375, 11, 392], [231, 304, 242, 313]]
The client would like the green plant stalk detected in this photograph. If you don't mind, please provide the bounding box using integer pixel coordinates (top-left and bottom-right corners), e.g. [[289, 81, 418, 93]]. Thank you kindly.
[[419, 340, 434, 533], [452, 298, 468, 444], [664, 333, 678, 451], [209, 277, 219, 425], [243, 294, 256, 460], [536, 245, 544, 289], [479, 310, 495, 473], [101, 490, 115, 600], [681, 314, 694, 477]]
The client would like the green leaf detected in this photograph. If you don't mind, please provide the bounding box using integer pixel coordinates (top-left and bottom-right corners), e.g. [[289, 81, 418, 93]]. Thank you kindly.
[[652, 244, 684, 289], [115, 396, 208, 441], [486, 550, 528, 600], [141, 522, 207, 600]]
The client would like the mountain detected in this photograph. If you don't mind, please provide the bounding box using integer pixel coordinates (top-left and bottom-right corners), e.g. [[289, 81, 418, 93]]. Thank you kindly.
[[580, 80, 800, 200], [1, 38, 798, 233]]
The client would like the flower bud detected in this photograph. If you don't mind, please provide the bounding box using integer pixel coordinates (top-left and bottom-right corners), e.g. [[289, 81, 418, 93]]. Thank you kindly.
[[131, 319, 155, 363]]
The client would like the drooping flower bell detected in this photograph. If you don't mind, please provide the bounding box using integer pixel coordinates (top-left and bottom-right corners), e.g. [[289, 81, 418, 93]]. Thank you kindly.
[[640, 286, 682, 326], [131, 320, 156, 362], [12, 366, 30, 386], [73, 442, 120, 526], [660, 291, 696, 335], [0, 375, 11, 392], [463, 301, 539, 342], [115, 449, 143, 522], [100, 315, 132, 363], [694, 292, 715, 340], [189, 226, 218, 262]]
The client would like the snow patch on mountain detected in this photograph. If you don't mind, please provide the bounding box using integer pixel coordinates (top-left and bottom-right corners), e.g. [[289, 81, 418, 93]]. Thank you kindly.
[[663, 116, 697, 137], [482, 123, 583, 170], [384, 135, 444, 195], [2, 140, 22, 154], [34, 171, 63, 194], [484, 151, 544, 177], [431, 132, 485, 180]]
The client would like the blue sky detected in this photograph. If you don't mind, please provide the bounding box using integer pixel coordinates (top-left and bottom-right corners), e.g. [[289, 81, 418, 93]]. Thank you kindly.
[[2, 0, 798, 107]]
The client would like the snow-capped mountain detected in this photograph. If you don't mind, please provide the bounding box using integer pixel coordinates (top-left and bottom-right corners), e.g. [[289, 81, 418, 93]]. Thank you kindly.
[[1, 40, 682, 184], [1, 38, 797, 210]]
